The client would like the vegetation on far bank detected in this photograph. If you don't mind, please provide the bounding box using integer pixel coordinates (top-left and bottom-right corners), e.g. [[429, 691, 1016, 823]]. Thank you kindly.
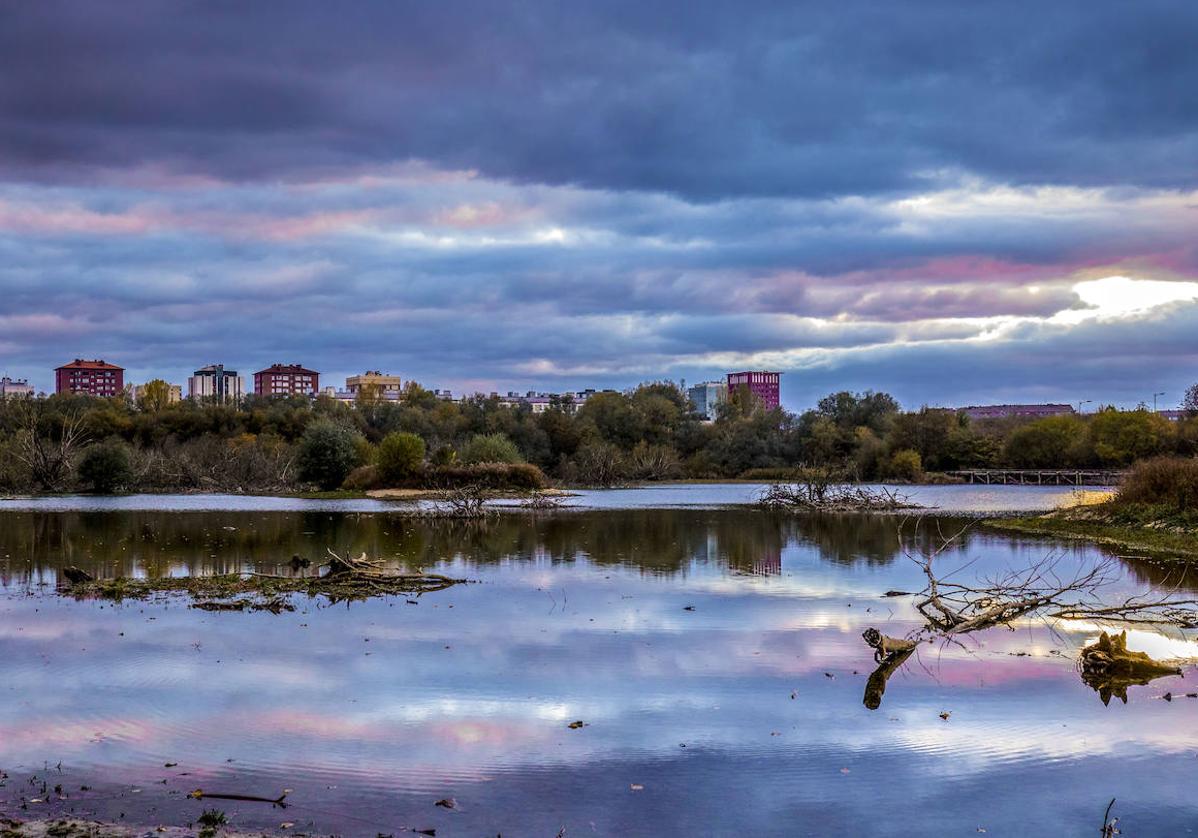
[[2, 381, 1197, 496], [984, 457, 1198, 558]]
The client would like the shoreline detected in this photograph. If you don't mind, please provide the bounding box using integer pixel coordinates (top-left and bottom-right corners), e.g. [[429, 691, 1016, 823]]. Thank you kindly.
[[982, 503, 1198, 560]]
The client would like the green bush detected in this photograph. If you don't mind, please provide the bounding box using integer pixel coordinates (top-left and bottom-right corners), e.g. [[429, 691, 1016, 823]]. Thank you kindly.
[[297, 420, 360, 490], [887, 449, 923, 481], [1115, 456, 1198, 513], [428, 462, 547, 490], [77, 438, 134, 493], [377, 432, 426, 485], [461, 432, 522, 464], [1003, 415, 1088, 468]]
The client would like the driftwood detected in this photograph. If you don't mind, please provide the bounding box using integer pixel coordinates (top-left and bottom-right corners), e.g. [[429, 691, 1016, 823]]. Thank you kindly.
[[862, 627, 918, 662], [189, 788, 289, 806], [1080, 630, 1182, 705], [62, 547, 468, 609], [61, 566, 94, 586], [863, 646, 916, 710]]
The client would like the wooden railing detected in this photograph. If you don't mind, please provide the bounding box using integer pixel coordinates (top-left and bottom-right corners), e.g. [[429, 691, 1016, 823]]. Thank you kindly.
[[947, 469, 1125, 486]]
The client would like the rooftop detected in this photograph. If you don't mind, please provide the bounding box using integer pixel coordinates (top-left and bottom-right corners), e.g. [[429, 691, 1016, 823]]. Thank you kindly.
[[56, 358, 123, 371]]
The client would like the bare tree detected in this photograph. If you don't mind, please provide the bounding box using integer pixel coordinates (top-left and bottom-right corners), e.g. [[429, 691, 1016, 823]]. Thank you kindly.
[[10, 400, 89, 491], [1184, 382, 1198, 417]]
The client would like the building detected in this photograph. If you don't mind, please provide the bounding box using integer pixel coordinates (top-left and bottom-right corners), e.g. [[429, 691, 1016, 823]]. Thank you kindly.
[[687, 381, 728, 421], [129, 382, 183, 404], [253, 364, 319, 397], [0, 377, 34, 398], [55, 359, 124, 397], [959, 404, 1075, 420], [726, 371, 781, 411], [345, 371, 403, 397], [1158, 409, 1188, 422], [189, 364, 245, 402]]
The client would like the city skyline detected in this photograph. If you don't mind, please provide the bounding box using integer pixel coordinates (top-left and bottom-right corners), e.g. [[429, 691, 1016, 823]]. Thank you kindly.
[[2, 3, 1197, 409]]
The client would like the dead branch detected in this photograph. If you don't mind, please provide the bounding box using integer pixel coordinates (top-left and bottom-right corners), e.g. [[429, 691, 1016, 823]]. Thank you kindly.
[[421, 484, 493, 518], [521, 490, 568, 511], [860, 518, 1196, 707], [758, 481, 920, 513]]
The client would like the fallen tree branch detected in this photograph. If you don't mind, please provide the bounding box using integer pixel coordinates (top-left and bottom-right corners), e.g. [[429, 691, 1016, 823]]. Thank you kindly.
[[861, 518, 1196, 707]]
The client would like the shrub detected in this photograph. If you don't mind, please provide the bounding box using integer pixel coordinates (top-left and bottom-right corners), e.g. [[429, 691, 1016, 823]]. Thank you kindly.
[[297, 420, 360, 490], [342, 464, 381, 491], [77, 438, 134, 493], [352, 435, 376, 466], [887, 449, 923, 481], [427, 462, 547, 490], [629, 441, 681, 480], [461, 432, 522, 464], [738, 467, 804, 481], [572, 441, 629, 486], [377, 432, 426, 485], [1115, 456, 1198, 513]]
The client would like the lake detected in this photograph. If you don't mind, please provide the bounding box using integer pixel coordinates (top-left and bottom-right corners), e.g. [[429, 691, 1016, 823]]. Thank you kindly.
[[1, 485, 1194, 836]]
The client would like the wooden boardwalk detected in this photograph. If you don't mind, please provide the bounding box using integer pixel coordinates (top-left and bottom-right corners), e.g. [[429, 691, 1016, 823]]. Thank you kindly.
[[948, 469, 1124, 486]]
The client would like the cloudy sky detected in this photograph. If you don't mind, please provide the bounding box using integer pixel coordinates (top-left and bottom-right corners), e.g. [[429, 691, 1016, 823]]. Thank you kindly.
[[2, 1, 1197, 409]]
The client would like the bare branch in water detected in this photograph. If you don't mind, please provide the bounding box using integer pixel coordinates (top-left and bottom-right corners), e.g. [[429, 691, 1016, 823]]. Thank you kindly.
[[861, 518, 1196, 707]]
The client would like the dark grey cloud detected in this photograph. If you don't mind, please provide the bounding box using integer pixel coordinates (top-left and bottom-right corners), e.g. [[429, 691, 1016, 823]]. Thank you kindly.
[[2, 1, 1198, 199]]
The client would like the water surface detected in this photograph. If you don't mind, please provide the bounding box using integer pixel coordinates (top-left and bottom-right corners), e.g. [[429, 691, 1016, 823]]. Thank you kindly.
[[0, 501, 1192, 837]]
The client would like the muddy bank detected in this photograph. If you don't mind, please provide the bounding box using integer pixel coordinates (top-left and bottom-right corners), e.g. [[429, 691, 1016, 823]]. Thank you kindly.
[[1, 818, 277, 838]]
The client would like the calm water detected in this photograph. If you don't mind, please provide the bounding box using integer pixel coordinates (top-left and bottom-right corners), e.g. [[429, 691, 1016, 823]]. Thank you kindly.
[[1, 494, 1194, 836], [0, 481, 1111, 514]]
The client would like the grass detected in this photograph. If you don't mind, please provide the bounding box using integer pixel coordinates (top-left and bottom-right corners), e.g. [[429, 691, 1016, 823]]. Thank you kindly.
[[983, 457, 1198, 560], [984, 501, 1198, 559]]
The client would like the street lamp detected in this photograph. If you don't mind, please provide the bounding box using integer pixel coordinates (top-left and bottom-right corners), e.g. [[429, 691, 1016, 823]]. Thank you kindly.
[[1077, 399, 1092, 414], [1153, 392, 1165, 413]]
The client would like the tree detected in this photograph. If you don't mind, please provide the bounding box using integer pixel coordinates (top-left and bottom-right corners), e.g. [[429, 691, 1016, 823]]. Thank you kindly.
[[9, 400, 90, 491], [377, 432, 426, 484], [572, 441, 629, 486], [886, 449, 923, 481], [296, 420, 359, 489], [1184, 383, 1198, 417], [77, 438, 134, 493], [1003, 415, 1088, 468], [138, 379, 174, 412], [462, 432, 523, 464], [1088, 407, 1172, 466]]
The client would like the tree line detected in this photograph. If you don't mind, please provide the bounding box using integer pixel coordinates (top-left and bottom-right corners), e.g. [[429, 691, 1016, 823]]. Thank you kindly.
[[1, 381, 1196, 494]]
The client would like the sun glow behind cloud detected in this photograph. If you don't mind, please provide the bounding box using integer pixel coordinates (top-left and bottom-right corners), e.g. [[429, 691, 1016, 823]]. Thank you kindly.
[[1054, 276, 1198, 325]]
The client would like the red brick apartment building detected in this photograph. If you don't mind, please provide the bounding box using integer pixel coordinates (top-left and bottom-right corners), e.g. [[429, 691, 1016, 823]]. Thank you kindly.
[[55, 359, 124, 396], [726, 370, 781, 410], [253, 364, 319, 397]]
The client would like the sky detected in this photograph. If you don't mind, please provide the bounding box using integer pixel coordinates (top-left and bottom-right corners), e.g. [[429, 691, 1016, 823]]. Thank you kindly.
[[1, 1, 1197, 410]]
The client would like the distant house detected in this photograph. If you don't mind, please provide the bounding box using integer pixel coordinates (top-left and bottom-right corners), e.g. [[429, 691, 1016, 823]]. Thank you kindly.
[[55, 359, 124, 397], [189, 364, 245, 402], [0, 377, 33, 398], [1157, 409, 1188, 422], [253, 364, 319, 397], [958, 404, 1075, 420], [726, 371, 781, 410], [345, 371, 403, 397], [129, 382, 183, 404], [688, 381, 728, 421]]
